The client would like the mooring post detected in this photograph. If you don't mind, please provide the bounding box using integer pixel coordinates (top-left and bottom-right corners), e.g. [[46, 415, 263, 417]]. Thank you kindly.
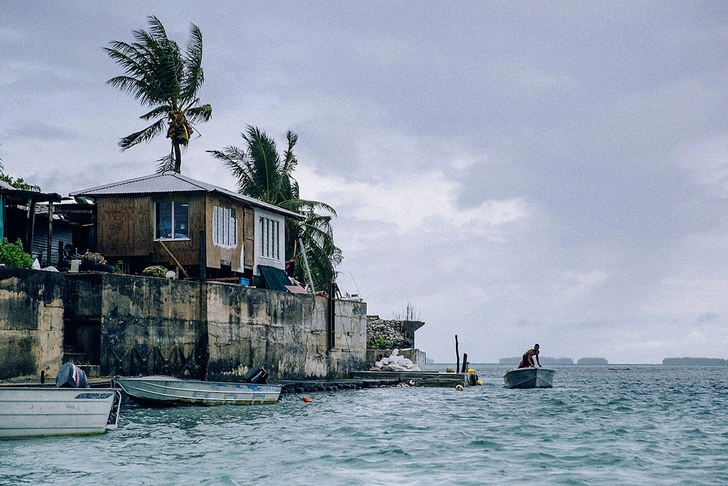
[[461, 353, 468, 373], [455, 335, 460, 373]]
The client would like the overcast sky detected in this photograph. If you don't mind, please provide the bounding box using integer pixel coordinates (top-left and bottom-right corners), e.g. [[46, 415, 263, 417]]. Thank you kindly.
[[2, 1, 727, 363]]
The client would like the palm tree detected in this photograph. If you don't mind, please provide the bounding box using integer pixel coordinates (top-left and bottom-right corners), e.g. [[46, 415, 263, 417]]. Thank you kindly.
[[105, 16, 212, 173], [208, 126, 342, 291]]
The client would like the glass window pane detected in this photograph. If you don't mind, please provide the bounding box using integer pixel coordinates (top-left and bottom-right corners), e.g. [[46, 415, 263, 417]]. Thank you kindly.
[[156, 202, 172, 239], [174, 201, 189, 238]]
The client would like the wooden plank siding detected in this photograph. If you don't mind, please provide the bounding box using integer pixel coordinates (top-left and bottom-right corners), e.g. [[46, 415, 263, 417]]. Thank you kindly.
[[97, 197, 153, 257]]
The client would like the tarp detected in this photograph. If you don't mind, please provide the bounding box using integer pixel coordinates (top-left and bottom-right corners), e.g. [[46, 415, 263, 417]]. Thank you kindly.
[[259, 265, 292, 291]]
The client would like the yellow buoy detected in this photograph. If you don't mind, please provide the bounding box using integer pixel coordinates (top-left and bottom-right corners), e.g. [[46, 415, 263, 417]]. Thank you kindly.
[[467, 368, 475, 373], [476, 379, 483, 385]]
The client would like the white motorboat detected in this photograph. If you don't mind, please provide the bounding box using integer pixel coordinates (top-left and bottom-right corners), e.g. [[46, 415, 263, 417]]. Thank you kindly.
[[503, 367, 555, 389], [114, 375, 282, 406], [0, 387, 121, 438]]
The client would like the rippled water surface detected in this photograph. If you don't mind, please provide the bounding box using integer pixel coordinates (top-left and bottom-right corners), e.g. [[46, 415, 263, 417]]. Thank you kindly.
[[2, 365, 728, 485]]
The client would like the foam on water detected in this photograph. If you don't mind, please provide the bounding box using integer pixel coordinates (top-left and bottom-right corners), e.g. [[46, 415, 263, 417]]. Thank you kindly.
[[1, 365, 727, 485]]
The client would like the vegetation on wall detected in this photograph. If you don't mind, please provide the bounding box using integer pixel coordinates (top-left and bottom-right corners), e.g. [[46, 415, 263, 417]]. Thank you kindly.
[[0, 239, 33, 268]]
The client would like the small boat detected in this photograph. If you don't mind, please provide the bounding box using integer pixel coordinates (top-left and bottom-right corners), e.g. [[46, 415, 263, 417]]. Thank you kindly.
[[0, 387, 121, 438], [113, 375, 282, 406], [504, 367, 555, 389]]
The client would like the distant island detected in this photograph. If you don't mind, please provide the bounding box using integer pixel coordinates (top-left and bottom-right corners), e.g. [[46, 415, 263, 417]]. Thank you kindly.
[[577, 357, 608, 365], [662, 357, 728, 366], [498, 357, 574, 365]]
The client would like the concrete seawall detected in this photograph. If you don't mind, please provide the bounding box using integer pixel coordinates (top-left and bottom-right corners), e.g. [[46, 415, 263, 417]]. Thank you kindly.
[[0, 268, 367, 381]]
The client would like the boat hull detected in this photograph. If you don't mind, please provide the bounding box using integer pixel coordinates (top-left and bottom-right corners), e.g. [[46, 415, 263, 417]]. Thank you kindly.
[[114, 376, 282, 406], [0, 388, 120, 438], [503, 367, 555, 389]]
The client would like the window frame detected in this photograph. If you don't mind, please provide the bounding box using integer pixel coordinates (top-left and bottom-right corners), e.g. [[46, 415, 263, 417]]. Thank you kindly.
[[155, 200, 190, 241], [259, 215, 281, 260], [212, 205, 237, 247]]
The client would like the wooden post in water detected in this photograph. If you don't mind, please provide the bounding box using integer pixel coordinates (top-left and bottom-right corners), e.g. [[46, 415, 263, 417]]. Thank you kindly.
[[461, 353, 468, 373], [455, 335, 460, 373]]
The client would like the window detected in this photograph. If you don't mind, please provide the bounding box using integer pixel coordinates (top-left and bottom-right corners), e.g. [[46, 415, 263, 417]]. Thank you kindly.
[[155, 201, 189, 240], [259, 216, 280, 259], [213, 206, 237, 246]]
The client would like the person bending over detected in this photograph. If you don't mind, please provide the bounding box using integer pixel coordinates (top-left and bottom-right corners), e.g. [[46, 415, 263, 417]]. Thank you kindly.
[[518, 344, 541, 368]]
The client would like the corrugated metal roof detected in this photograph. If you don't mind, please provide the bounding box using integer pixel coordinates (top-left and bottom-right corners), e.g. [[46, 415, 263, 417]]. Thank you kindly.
[[72, 172, 303, 219]]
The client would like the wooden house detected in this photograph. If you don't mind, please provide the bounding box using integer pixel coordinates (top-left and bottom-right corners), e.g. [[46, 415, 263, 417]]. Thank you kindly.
[[72, 172, 303, 284]]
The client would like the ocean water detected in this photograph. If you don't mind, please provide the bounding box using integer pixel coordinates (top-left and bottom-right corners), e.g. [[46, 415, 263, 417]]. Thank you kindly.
[[2, 365, 727, 485]]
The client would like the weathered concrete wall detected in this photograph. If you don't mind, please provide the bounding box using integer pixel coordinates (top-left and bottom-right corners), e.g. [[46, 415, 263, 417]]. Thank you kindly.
[[331, 299, 369, 376], [0, 269, 368, 381], [203, 283, 367, 380], [206, 283, 320, 380], [0, 268, 65, 380], [67, 274, 366, 380], [67, 273, 207, 378]]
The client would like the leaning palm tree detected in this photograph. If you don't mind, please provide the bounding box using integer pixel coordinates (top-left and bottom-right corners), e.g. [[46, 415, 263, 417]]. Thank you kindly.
[[105, 16, 212, 173], [208, 126, 341, 291]]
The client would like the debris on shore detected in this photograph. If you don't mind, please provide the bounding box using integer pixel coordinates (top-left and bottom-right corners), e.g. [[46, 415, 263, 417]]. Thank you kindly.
[[370, 348, 421, 372]]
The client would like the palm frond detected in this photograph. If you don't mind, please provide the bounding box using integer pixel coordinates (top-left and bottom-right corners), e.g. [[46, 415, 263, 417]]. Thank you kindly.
[[156, 153, 175, 173], [119, 118, 165, 149], [242, 126, 284, 204], [139, 104, 173, 121], [182, 24, 205, 101], [280, 198, 337, 216], [208, 147, 250, 193], [184, 104, 212, 123]]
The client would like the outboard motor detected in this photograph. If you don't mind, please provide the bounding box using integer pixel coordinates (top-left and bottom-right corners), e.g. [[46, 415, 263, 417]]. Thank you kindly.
[[243, 365, 269, 384], [56, 362, 89, 388]]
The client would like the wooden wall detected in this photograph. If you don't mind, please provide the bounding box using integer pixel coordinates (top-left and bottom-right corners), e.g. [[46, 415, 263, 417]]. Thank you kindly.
[[96, 193, 258, 274], [97, 197, 153, 257]]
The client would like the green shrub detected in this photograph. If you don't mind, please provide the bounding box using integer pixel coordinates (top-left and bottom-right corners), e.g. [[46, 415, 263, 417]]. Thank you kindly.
[[142, 265, 168, 278], [0, 238, 32, 268]]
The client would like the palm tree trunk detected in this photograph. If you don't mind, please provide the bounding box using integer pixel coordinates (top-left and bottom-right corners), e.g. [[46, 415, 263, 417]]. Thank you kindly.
[[173, 142, 182, 173]]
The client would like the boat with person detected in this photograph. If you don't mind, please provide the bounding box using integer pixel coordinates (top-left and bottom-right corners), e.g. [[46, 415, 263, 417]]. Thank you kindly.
[[503, 367, 555, 389], [113, 375, 282, 406]]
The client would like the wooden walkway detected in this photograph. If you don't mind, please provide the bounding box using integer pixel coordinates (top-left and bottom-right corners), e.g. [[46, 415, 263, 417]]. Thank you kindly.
[[274, 371, 479, 393]]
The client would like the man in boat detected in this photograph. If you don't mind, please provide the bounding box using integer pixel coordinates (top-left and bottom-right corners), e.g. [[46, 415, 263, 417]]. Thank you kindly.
[[518, 344, 541, 368]]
